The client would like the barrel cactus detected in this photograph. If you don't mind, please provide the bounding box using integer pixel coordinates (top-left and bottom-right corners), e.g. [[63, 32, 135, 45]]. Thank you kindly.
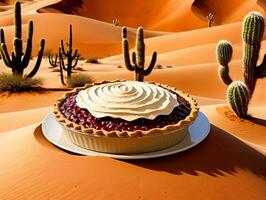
[[227, 81, 250, 118], [216, 11, 266, 118], [122, 26, 157, 82], [0, 1, 45, 78]]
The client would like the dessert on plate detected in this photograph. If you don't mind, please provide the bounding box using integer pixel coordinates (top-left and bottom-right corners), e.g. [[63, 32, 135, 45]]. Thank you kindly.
[[54, 80, 198, 154]]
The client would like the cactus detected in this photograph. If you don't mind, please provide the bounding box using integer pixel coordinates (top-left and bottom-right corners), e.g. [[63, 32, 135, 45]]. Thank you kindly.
[[227, 81, 250, 118], [113, 18, 119, 26], [217, 40, 233, 85], [122, 26, 157, 82], [207, 13, 214, 27], [216, 12, 266, 96], [58, 48, 66, 85], [216, 11, 266, 118], [0, 1, 45, 78], [242, 12, 265, 95], [48, 53, 58, 68], [60, 24, 79, 78]]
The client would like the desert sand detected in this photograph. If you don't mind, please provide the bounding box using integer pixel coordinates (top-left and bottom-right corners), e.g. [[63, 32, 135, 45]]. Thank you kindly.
[[0, 0, 265, 199]]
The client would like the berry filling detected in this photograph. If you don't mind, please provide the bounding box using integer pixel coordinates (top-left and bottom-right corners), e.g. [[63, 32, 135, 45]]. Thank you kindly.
[[60, 93, 191, 132]]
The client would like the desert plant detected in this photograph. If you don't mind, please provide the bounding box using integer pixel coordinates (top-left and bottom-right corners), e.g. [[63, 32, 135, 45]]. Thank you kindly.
[[48, 53, 58, 68], [0, 1, 45, 78], [60, 24, 79, 78], [227, 81, 250, 118], [155, 64, 163, 69], [207, 13, 214, 27], [66, 73, 94, 88], [113, 18, 119, 26], [122, 26, 157, 82], [216, 12, 266, 118], [85, 57, 99, 64], [0, 72, 42, 92]]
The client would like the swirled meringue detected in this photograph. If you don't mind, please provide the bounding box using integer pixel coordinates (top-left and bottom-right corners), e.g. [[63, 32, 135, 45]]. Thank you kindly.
[[76, 81, 179, 121]]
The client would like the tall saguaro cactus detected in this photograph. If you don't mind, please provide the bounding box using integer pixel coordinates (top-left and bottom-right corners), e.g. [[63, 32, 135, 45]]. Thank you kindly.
[[0, 1, 45, 78], [122, 26, 157, 82], [60, 24, 79, 78], [216, 11, 266, 118]]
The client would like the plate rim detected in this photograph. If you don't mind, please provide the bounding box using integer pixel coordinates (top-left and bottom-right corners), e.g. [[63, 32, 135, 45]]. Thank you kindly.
[[41, 111, 210, 160]]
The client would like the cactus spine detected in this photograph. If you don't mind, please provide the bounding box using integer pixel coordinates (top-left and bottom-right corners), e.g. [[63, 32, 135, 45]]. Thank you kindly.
[[48, 53, 58, 68], [216, 12, 266, 118], [227, 81, 250, 118], [0, 1, 45, 78], [122, 26, 157, 82], [60, 24, 79, 78], [207, 13, 214, 27]]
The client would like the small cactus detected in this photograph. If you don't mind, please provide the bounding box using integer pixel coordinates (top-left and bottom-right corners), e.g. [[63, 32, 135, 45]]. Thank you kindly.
[[48, 53, 58, 68], [227, 81, 250, 118], [207, 13, 214, 27], [122, 26, 157, 82], [113, 18, 119, 26], [216, 40, 233, 85], [216, 11, 266, 118], [0, 1, 45, 78], [59, 24, 79, 78]]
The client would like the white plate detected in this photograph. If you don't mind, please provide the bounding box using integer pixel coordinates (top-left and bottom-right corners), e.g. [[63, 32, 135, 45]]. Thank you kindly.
[[41, 111, 210, 160]]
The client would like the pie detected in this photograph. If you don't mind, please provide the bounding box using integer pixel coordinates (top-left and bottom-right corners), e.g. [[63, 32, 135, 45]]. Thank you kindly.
[[54, 80, 198, 154]]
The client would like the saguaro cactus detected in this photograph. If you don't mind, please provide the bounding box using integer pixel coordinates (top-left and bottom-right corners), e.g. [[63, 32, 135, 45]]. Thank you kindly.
[[216, 11, 266, 118], [0, 1, 45, 78], [60, 24, 79, 78], [227, 81, 250, 118], [48, 53, 58, 68], [113, 18, 119, 26], [122, 26, 157, 82], [207, 13, 214, 27]]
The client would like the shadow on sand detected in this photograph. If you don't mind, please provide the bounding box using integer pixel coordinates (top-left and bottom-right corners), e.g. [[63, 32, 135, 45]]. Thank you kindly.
[[34, 124, 266, 178]]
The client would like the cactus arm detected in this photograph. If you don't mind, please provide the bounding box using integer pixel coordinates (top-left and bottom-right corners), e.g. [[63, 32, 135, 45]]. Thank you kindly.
[[59, 49, 67, 71], [0, 43, 12, 68], [218, 65, 233, 85], [71, 53, 79, 68], [21, 20, 33, 69], [26, 39, 45, 78], [0, 29, 5, 44], [60, 40, 68, 56], [135, 27, 145, 67], [143, 51, 157, 76], [256, 54, 266, 78], [216, 40, 233, 85], [14, 1, 22, 39], [59, 52, 66, 85], [48, 54, 53, 66], [72, 49, 78, 60], [122, 38, 135, 71], [132, 52, 136, 65]]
